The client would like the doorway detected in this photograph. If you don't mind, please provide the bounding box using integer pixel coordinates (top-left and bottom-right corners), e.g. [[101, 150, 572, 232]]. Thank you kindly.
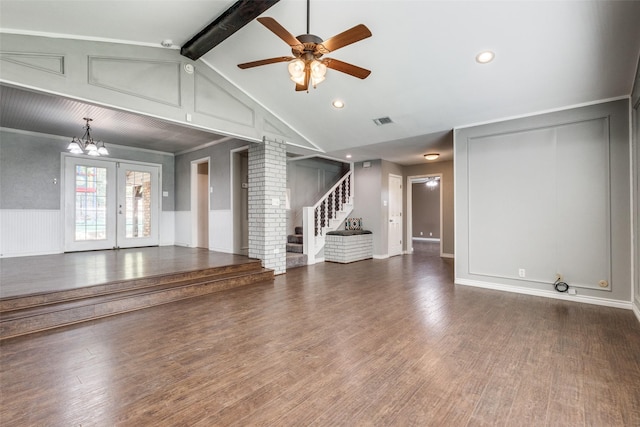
[[64, 156, 160, 252], [406, 174, 443, 256], [388, 174, 403, 257], [231, 148, 249, 256], [191, 158, 210, 249]]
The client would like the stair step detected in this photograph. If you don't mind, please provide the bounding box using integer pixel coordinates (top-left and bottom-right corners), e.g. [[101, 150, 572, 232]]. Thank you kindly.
[[286, 252, 307, 269], [294, 226, 303, 235], [287, 234, 303, 244], [0, 264, 273, 340], [286, 243, 303, 253]]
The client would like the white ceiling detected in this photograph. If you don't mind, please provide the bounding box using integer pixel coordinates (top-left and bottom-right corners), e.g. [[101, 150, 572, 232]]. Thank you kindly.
[[1, 0, 639, 165]]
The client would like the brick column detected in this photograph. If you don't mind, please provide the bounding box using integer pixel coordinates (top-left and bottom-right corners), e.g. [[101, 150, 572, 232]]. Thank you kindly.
[[248, 138, 286, 274]]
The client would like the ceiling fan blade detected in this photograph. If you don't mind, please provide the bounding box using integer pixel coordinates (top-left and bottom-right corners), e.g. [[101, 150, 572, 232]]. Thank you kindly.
[[238, 56, 295, 69], [257, 17, 303, 51], [323, 58, 371, 79], [316, 24, 372, 54]]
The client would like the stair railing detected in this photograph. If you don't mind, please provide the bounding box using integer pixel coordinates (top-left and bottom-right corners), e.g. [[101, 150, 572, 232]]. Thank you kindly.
[[302, 170, 353, 264]]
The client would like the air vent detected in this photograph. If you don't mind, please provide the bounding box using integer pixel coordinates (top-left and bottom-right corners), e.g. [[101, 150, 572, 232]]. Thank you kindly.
[[373, 117, 393, 126]]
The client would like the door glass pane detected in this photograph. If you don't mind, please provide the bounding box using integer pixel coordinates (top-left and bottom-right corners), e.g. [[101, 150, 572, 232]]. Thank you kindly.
[[75, 165, 108, 241], [124, 171, 152, 238]]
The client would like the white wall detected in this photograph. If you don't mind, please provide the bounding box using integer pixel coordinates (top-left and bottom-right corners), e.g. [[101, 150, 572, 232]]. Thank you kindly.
[[455, 99, 631, 307]]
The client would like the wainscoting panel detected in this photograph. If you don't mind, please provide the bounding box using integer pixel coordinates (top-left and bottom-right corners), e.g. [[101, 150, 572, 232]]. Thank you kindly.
[[0, 210, 62, 257], [174, 211, 192, 247], [194, 70, 254, 127], [88, 56, 181, 107], [0, 52, 65, 75], [159, 211, 175, 246], [210, 210, 233, 253]]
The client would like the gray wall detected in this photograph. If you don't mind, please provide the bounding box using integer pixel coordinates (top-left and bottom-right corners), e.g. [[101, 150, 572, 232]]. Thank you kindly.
[[174, 139, 249, 212], [0, 129, 175, 210], [455, 99, 630, 302], [351, 160, 383, 255], [404, 161, 455, 255], [412, 182, 440, 239]]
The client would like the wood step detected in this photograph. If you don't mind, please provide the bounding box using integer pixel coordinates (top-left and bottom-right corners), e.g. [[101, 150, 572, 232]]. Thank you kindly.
[[1, 260, 263, 312], [0, 264, 273, 340]]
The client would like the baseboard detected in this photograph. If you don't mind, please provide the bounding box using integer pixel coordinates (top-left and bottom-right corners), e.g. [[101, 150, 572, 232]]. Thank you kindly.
[[0, 249, 62, 258], [412, 237, 440, 242], [373, 254, 389, 259], [455, 278, 633, 310], [633, 301, 640, 323], [441, 253, 454, 259]]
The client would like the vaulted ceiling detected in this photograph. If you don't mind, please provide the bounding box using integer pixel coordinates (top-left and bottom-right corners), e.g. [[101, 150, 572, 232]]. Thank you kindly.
[[1, 0, 639, 164]]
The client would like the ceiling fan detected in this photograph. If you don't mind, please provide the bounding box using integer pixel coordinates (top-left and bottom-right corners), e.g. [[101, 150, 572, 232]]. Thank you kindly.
[[237, 0, 372, 92]]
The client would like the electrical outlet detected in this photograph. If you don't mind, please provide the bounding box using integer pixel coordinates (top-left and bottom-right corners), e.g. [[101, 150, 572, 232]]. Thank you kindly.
[[518, 268, 526, 278], [568, 288, 577, 295], [420, 231, 423, 236]]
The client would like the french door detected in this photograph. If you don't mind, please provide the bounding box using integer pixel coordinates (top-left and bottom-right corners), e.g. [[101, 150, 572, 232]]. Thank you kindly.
[[64, 157, 159, 252]]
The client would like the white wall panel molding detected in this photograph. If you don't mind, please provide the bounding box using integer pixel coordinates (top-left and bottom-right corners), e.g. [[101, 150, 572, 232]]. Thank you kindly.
[[0, 210, 62, 257], [174, 211, 192, 247], [194, 70, 254, 127], [210, 210, 234, 253], [456, 278, 633, 311], [159, 211, 175, 246], [88, 56, 181, 107], [0, 52, 65, 75], [0, 33, 315, 151]]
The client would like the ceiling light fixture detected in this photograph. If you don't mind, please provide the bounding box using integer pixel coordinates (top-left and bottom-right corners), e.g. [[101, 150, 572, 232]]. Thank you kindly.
[[476, 50, 495, 64], [332, 99, 345, 109], [426, 177, 440, 189], [346, 154, 352, 159], [67, 118, 108, 156], [424, 153, 439, 161]]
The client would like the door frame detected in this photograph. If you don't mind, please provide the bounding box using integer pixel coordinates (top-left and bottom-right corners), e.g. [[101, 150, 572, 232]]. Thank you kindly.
[[61, 153, 163, 252], [190, 157, 210, 249], [388, 173, 404, 257], [406, 173, 444, 257]]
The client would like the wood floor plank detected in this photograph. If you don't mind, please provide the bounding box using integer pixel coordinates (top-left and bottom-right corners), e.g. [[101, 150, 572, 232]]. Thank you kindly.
[[1, 243, 639, 426]]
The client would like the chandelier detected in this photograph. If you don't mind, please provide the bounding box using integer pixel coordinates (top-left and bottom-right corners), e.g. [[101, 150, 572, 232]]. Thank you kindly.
[[67, 118, 108, 156]]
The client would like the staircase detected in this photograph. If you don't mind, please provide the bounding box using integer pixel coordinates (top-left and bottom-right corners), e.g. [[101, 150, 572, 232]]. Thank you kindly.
[[302, 170, 354, 264], [286, 226, 307, 269], [0, 261, 273, 340]]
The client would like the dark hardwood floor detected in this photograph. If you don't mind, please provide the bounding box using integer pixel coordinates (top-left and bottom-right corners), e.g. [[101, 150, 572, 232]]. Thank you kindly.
[[1, 251, 639, 426]]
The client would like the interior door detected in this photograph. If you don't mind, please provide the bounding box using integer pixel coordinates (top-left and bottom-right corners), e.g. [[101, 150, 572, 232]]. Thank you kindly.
[[64, 157, 117, 252], [388, 174, 403, 256], [116, 163, 159, 248]]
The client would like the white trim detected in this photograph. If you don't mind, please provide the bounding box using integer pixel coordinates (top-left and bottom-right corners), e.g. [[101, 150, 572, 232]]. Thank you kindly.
[[406, 173, 444, 256], [441, 253, 455, 259], [633, 303, 640, 323], [287, 153, 350, 164], [456, 278, 633, 310], [190, 157, 210, 249], [0, 28, 180, 50], [455, 95, 630, 130], [374, 254, 389, 259], [2, 126, 175, 156], [412, 237, 440, 242], [175, 136, 235, 156]]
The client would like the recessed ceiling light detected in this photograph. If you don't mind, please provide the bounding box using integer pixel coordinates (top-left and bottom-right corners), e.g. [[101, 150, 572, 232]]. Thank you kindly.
[[476, 50, 495, 64], [332, 99, 345, 109], [424, 153, 440, 161], [346, 154, 352, 159]]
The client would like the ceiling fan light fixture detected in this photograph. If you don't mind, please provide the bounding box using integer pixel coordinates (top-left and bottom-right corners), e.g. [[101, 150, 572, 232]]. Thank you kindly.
[[310, 60, 327, 87], [288, 59, 306, 84], [424, 153, 440, 161]]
